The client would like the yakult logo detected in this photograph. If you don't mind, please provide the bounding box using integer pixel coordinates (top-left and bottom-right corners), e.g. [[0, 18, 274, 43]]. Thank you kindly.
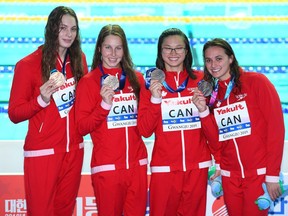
[[163, 97, 193, 106], [113, 94, 136, 102], [216, 103, 245, 115], [57, 79, 75, 91]]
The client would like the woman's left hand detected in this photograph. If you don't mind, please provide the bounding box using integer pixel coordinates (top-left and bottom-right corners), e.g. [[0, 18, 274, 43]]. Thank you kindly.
[[266, 182, 282, 201], [192, 88, 207, 113]]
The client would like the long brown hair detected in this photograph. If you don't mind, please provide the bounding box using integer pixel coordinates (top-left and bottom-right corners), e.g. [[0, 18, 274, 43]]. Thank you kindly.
[[41, 6, 84, 83], [91, 24, 140, 99]]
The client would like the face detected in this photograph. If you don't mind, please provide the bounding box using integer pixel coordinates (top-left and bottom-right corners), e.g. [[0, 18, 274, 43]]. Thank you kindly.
[[161, 35, 187, 72], [58, 14, 77, 54], [204, 46, 233, 81], [100, 35, 124, 69]]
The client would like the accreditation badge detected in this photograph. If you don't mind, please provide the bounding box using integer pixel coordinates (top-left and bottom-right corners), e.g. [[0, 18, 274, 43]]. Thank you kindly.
[[52, 77, 76, 118], [107, 93, 138, 129], [214, 101, 251, 141], [161, 96, 201, 132]]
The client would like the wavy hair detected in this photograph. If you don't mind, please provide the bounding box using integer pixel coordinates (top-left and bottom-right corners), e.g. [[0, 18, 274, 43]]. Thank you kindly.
[[41, 6, 84, 83], [156, 28, 196, 79], [91, 24, 140, 99]]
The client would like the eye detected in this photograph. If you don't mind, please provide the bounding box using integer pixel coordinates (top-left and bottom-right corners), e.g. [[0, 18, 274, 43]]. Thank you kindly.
[[59, 26, 66, 31], [71, 27, 77, 33], [162, 47, 172, 53]]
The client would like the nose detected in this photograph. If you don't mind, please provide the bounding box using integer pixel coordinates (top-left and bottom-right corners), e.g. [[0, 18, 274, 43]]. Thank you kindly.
[[211, 60, 217, 67], [171, 48, 177, 54], [111, 49, 116, 56], [66, 29, 72, 37]]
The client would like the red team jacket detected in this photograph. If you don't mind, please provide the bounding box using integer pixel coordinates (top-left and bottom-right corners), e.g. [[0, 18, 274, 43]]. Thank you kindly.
[[199, 69, 285, 181], [138, 69, 217, 173], [8, 46, 88, 154], [75, 66, 148, 172]]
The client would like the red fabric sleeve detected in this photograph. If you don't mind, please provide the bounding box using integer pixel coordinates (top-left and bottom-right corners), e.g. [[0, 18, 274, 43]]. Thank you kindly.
[[255, 73, 285, 177], [137, 75, 162, 138], [8, 57, 43, 123], [75, 71, 110, 136]]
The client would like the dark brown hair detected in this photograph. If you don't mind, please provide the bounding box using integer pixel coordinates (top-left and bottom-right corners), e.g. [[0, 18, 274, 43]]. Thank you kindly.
[[41, 6, 85, 83]]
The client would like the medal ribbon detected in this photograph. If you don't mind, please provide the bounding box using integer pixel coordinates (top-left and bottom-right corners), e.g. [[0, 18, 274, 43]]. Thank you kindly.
[[50, 50, 69, 78], [61, 50, 69, 77], [162, 77, 189, 93], [208, 77, 235, 106], [145, 67, 156, 89], [99, 64, 126, 92]]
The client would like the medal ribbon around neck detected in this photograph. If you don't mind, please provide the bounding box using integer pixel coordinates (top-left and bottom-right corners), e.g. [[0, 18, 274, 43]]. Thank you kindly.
[[51, 50, 69, 77], [144, 68, 154, 89], [208, 77, 235, 106], [145, 68, 188, 93], [99, 64, 126, 92], [61, 50, 69, 77], [162, 76, 189, 93]]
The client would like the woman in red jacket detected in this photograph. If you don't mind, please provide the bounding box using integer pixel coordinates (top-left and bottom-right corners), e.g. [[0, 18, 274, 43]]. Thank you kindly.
[[8, 6, 88, 215], [138, 28, 218, 216], [192, 38, 285, 216], [75, 24, 148, 216]]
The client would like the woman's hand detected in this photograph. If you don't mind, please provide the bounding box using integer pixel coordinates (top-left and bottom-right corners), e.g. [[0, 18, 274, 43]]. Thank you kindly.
[[192, 88, 207, 113], [100, 85, 115, 105], [149, 80, 162, 98], [266, 182, 282, 201], [40, 79, 59, 103]]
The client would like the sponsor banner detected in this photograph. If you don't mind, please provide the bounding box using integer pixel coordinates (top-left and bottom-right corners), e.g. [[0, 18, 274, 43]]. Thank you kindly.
[[0, 175, 97, 216], [0, 175, 148, 216]]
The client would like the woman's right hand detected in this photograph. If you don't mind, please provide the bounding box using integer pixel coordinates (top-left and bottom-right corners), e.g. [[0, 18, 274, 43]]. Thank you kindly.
[[192, 88, 207, 113], [40, 79, 59, 104], [100, 85, 115, 105], [149, 80, 162, 98]]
